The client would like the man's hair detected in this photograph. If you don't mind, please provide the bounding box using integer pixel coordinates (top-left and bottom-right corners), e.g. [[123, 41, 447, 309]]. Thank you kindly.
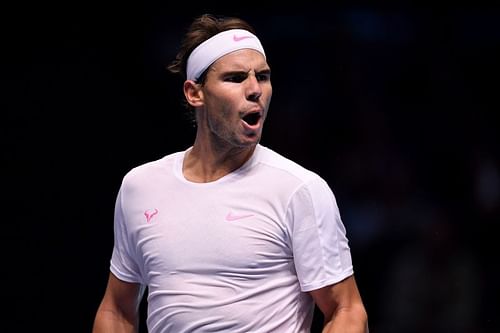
[[167, 14, 256, 82], [167, 14, 257, 123]]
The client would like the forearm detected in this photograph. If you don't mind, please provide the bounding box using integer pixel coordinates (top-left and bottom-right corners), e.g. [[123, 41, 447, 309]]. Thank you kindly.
[[322, 304, 368, 333]]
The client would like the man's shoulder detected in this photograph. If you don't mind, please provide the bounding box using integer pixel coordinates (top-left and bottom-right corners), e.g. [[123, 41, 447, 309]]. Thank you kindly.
[[257, 144, 320, 183], [122, 150, 183, 184]]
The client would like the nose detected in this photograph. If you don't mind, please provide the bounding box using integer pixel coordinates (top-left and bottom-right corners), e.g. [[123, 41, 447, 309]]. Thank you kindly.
[[246, 73, 262, 102]]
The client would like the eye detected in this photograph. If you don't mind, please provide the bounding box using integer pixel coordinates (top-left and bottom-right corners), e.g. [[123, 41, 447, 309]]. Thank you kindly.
[[256, 73, 271, 82], [225, 73, 247, 83]]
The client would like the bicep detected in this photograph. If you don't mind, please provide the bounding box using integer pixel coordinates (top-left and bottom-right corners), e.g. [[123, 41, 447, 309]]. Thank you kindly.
[[97, 272, 143, 323], [308, 275, 364, 320]]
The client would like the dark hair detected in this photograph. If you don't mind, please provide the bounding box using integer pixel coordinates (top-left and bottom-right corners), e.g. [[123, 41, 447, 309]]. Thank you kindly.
[[167, 14, 257, 123], [167, 14, 256, 81]]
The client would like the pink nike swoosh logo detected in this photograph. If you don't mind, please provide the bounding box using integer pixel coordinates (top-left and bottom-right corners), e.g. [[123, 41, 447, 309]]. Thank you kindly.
[[225, 212, 254, 221], [233, 34, 254, 42], [144, 208, 159, 223]]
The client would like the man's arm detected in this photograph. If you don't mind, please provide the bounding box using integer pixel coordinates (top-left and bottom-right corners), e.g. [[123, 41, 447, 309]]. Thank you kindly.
[[309, 275, 368, 333], [92, 272, 143, 333]]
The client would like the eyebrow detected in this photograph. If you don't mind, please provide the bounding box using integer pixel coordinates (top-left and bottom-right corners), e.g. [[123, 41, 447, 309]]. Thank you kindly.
[[223, 68, 271, 76], [256, 69, 271, 75]]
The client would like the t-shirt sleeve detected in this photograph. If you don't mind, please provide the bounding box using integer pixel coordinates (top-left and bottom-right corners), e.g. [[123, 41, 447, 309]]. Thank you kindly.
[[110, 185, 143, 284], [287, 177, 353, 292]]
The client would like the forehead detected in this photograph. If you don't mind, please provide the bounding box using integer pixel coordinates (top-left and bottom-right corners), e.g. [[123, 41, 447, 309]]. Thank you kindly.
[[210, 49, 269, 72]]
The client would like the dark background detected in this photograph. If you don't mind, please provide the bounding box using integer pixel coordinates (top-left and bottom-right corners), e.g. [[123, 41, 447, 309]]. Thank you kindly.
[[4, 3, 499, 332]]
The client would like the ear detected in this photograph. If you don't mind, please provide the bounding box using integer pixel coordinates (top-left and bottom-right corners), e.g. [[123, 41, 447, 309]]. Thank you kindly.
[[183, 80, 204, 107]]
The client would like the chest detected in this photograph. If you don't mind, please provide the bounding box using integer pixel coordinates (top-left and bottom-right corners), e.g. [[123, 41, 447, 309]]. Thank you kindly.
[[127, 190, 293, 276]]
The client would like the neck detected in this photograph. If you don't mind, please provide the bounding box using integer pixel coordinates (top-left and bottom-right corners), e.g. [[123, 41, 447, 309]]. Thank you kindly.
[[183, 136, 257, 183]]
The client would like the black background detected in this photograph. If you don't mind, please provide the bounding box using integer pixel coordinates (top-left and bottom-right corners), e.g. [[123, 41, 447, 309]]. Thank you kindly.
[[4, 3, 499, 332]]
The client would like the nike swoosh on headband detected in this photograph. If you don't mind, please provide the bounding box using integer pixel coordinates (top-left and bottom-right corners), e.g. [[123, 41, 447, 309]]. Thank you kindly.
[[233, 34, 254, 42]]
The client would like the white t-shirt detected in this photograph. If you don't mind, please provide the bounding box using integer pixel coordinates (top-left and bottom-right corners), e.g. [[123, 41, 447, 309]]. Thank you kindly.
[[110, 144, 353, 333]]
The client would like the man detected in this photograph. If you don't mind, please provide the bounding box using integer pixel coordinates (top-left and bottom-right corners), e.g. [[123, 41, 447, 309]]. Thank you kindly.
[[93, 13, 368, 333]]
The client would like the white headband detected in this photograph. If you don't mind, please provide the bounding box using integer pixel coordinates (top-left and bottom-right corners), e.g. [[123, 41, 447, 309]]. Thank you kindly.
[[186, 29, 266, 81]]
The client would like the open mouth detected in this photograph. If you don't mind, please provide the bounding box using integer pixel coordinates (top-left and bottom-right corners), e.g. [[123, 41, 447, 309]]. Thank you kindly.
[[242, 112, 261, 126]]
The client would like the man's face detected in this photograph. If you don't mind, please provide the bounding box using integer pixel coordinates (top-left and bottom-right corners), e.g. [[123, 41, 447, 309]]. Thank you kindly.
[[199, 49, 272, 149]]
